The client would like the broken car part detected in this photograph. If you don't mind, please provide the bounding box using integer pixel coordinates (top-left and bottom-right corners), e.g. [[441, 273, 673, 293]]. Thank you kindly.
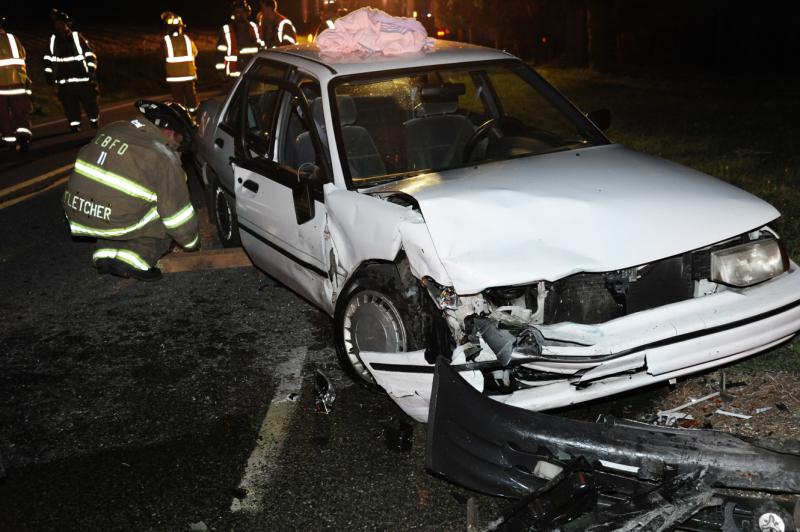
[[314, 370, 336, 414], [426, 361, 800, 499]]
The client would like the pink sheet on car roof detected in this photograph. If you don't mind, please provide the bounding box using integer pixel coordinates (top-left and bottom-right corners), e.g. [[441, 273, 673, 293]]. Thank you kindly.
[[316, 7, 434, 56]]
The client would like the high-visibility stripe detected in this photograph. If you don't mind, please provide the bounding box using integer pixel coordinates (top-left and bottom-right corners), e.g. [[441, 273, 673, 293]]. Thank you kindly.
[[72, 32, 84, 55], [15, 128, 32, 135], [217, 44, 228, 52], [239, 47, 258, 54], [56, 77, 91, 84], [43, 54, 84, 62], [84, 51, 96, 59], [166, 57, 193, 63], [277, 19, 296, 45], [0, 88, 27, 95], [225, 55, 238, 61], [49, 35, 55, 54], [44, 67, 53, 73], [71, 207, 160, 239], [228, 71, 241, 77], [93, 248, 151, 270], [166, 75, 196, 82], [70, 121, 81, 126], [87, 62, 97, 69], [163, 203, 196, 229], [7, 34, 20, 58], [0, 58, 26, 67], [74, 159, 158, 202], [325, 20, 335, 30], [215, 63, 225, 70], [2, 136, 16, 142], [185, 235, 199, 249]]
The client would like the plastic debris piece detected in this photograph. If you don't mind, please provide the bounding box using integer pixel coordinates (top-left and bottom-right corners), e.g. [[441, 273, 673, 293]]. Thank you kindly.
[[656, 391, 720, 426], [189, 522, 208, 532], [754, 407, 773, 415], [314, 370, 336, 414], [715, 409, 752, 420]]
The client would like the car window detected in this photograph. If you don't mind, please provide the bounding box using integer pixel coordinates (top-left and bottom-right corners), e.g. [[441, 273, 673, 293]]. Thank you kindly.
[[332, 61, 606, 189], [276, 77, 326, 175], [242, 78, 281, 159], [236, 60, 289, 160]]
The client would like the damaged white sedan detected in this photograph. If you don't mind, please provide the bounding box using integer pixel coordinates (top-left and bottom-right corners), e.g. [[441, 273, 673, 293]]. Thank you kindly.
[[215, 41, 800, 422]]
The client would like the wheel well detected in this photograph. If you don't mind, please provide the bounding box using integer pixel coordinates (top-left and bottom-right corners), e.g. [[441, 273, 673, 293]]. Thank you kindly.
[[334, 254, 453, 360]]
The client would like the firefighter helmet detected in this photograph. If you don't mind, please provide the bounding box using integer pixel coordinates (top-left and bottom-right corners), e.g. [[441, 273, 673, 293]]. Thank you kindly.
[[50, 9, 73, 26], [231, 1, 253, 16], [160, 11, 185, 28], [135, 100, 196, 152]]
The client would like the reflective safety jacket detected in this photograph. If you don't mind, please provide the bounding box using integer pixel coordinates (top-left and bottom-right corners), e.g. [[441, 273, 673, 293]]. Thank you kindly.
[[216, 21, 263, 78], [63, 118, 199, 250], [163, 33, 198, 83], [260, 14, 297, 48], [0, 32, 29, 95], [44, 31, 97, 85]]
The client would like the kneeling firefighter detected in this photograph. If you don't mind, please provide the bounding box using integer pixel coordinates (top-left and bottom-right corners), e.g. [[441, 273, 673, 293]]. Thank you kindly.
[[63, 100, 200, 281]]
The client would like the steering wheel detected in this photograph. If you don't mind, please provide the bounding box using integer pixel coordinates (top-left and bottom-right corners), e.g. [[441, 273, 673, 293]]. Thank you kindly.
[[462, 118, 500, 163]]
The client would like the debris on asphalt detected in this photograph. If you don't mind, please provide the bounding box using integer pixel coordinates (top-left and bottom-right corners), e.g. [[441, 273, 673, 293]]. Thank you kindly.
[[754, 406, 773, 415], [314, 370, 336, 414], [715, 409, 753, 420], [466, 497, 480, 532], [655, 391, 720, 426], [427, 360, 800, 530], [188, 521, 208, 532]]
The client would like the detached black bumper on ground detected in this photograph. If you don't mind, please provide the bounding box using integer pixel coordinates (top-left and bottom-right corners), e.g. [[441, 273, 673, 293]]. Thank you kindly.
[[425, 360, 800, 531]]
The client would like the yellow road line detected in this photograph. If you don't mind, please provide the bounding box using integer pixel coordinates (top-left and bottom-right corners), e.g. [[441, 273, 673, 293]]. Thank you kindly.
[[0, 175, 69, 210], [0, 163, 74, 198]]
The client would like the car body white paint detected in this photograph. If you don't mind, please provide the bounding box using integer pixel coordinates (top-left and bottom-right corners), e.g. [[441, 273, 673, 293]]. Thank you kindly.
[[368, 144, 779, 294], [220, 40, 800, 421]]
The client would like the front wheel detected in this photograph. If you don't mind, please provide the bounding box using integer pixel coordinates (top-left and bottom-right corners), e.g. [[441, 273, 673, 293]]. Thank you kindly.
[[334, 268, 426, 390], [214, 185, 241, 248]]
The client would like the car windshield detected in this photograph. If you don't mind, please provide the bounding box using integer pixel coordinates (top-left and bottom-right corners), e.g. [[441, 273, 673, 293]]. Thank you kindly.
[[331, 60, 606, 188]]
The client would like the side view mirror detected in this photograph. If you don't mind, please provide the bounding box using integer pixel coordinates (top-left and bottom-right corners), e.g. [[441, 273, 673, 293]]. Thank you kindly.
[[587, 109, 611, 132], [293, 162, 319, 225]]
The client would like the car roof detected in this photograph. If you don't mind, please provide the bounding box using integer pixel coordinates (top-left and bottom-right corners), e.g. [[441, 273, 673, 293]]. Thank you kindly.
[[265, 39, 516, 78]]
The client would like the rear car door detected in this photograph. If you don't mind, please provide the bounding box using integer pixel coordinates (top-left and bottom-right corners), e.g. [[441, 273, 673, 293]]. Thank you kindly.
[[233, 67, 335, 313]]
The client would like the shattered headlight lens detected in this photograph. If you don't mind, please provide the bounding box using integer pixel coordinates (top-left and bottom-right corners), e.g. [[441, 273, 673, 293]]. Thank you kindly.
[[710, 238, 789, 287]]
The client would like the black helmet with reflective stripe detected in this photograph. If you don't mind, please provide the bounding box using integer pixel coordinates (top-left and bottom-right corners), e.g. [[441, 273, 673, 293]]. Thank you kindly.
[[161, 11, 185, 28], [135, 100, 196, 152], [231, 0, 253, 16], [50, 9, 73, 26]]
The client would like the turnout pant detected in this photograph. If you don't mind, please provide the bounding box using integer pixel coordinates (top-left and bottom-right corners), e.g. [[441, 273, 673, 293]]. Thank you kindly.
[[93, 237, 172, 271], [168, 80, 199, 112], [57, 82, 99, 128], [0, 94, 32, 140]]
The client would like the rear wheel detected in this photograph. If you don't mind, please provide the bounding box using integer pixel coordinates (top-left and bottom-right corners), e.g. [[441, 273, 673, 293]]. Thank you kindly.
[[334, 267, 426, 390], [214, 185, 241, 248]]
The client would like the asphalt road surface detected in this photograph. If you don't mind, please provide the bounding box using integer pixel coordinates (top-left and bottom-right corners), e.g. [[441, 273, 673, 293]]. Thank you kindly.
[[0, 99, 506, 531]]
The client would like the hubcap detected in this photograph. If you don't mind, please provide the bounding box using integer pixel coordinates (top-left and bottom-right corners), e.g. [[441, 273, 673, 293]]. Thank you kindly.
[[342, 290, 407, 382], [215, 187, 233, 241]]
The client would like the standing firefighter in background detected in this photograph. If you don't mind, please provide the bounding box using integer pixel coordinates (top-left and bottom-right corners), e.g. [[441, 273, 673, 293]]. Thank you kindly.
[[63, 101, 200, 282], [161, 12, 199, 113], [44, 10, 99, 133], [258, 0, 297, 47], [216, 1, 263, 81], [0, 15, 32, 151]]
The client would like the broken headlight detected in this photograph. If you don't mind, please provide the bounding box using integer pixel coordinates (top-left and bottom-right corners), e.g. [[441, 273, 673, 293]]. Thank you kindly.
[[710, 238, 789, 287]]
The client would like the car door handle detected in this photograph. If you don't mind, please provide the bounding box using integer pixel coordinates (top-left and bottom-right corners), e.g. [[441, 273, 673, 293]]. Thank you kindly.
[[214, 138, 225, 149], [242, 180, 259, 193]]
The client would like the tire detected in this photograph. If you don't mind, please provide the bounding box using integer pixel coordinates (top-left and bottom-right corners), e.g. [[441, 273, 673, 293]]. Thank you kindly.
[[334, 266, 426, 390], [213, 184, 241, 248]]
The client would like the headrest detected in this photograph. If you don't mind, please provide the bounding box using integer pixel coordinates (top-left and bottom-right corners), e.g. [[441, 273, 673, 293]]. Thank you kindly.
[[415, 99, 458, 117], [336, 95, 357, 126]]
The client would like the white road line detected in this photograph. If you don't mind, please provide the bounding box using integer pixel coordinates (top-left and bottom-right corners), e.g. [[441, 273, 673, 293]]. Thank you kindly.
[[231, 347, 309, 513], [0, 163, 73, 198], [0, 175, 68, 210]]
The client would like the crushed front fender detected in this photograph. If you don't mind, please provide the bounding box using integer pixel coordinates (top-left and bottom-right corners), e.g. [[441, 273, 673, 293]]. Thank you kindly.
[[425, 360, 800, 498]]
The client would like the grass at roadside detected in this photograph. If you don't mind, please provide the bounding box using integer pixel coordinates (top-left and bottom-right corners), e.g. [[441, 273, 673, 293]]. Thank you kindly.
[[539, 68, 800, 373]]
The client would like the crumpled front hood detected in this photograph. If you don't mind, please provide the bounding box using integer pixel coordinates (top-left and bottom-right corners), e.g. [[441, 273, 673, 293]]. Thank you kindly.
[[374, 144, 780, 294]]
